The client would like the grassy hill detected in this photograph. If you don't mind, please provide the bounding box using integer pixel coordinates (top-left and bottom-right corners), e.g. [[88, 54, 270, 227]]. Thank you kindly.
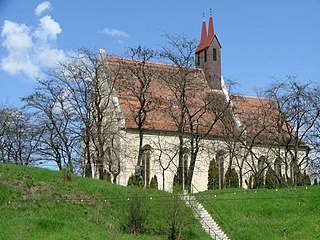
[[1, 164, 319, 240], [196, 186, 320, 240], [0, 164, 210, 240]]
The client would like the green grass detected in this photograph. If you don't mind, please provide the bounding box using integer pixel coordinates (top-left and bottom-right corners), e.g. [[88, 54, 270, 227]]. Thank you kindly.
[[0, 164, 210, 240], [196, 187, 320, 240]]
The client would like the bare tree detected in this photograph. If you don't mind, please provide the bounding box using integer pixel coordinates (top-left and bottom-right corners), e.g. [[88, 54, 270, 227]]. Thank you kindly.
[[22, 78, 79, 170], [21, 49, 121, 179], [263, 76, 319, 185], [159, 34, 232, 190], [110, 46, 158, 186], [151, 134, 179, 191], [0, 106, 40, 165]]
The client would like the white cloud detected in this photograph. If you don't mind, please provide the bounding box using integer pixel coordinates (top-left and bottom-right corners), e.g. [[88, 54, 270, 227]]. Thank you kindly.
[[0, 3, 65, 80], [35, 1, 52, 16], [2, 20, 32, 50], [34, 15, 62, 42], [99, 28, 129, 37], [35, 46, 65, 67]]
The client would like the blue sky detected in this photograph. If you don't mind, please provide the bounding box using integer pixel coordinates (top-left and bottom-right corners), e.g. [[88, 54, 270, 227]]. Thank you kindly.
[[1, 0, 320, 107]]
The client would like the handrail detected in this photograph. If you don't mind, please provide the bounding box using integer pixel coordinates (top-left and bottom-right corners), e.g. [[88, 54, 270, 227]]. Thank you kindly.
[[189, 183, 233, 239], [182, 191, 224, 240]]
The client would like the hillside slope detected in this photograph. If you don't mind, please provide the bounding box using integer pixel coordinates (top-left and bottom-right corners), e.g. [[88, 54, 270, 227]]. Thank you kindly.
[[0, 164, 210, 240], [196, 186, 320, 240]]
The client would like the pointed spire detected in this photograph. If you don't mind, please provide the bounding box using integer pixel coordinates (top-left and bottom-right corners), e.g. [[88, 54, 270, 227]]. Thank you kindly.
[[200, 13, 208, 45], [195, 13, 208, 53], [207, 9, 214, 43]]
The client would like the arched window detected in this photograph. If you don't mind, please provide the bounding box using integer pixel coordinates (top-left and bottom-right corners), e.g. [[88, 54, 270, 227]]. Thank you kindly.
[[274, 157, 282, 178], [142, 145, 152, 188], [256, 156, 266, 188], [290, 160, 298, 183], [216, 150, 225, 189]]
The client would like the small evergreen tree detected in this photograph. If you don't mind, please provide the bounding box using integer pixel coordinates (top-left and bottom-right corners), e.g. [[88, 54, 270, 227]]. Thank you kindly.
[[103, 170, 111, 183], [150, 175, 158, 189], [127, 174, 144, 187], [313, 178, 318, 185], [127, 174, 136, 186], [224, 167, 239, 188], [248, 175, 253, 189], [207, 160, 219, 189], [302, 171, 311, 185], [172, 174, 180, 192], [265, 167, 278, 189], [253, 172, 264, 189]]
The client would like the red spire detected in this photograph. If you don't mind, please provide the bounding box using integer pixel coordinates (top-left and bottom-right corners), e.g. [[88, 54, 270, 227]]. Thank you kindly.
[[196, 19, 208, 53], [200, 19, 208, 44], [207, 15, 214, 43]]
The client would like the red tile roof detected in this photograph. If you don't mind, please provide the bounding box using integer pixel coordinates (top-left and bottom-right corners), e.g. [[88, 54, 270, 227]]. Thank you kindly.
[[106, 56, 302, 147], [232, 95, 299, 145], [107, 56, 229, 136]]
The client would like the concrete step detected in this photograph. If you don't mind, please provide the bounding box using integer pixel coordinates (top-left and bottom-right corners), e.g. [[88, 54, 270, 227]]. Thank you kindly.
[[182, 192, 230, 240]]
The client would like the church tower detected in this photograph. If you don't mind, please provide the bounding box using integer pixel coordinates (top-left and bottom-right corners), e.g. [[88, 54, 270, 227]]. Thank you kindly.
[[195, 14, 222, 90]]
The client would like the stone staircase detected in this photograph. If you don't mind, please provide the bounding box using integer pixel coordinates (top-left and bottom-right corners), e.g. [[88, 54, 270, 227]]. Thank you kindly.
[[182, 193, 229, 240]]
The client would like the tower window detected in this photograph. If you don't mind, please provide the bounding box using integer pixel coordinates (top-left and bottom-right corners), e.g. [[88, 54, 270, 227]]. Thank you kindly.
[[197, 54, 200, 66], [213, 48, 217, 61], [204, 50, 207, 62]]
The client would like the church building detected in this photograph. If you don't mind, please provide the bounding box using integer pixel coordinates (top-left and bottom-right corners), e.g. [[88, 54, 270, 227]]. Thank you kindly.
[[89, 15, 309, 192]]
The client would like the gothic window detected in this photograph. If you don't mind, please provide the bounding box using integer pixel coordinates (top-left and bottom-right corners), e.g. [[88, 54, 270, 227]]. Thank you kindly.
[[258, 156, 266, 173], [274, 158, 282, 178], [216, 150, 225, 189], [213, 48, 217, 61], [290, 160, 297, 181], [142, 145, 152, 187], [196, 54, 200, 66]]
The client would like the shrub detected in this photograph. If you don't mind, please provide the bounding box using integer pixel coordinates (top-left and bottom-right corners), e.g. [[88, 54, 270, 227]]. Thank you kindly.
[[150, 175, 158, 189], [253, 172, 265, 189], [248, 175, 253, 189], [302, 171, 311, 186], [166, 193, 193, 240], [207, 160, 219, 189], [265, 167, 279, 189], [224, 167, 239, 188], [102, 170, 111, 182], [125, 191, 149, 234], [127, 174, 144, 187], [61, 165, 74, 181], [286, 178, 294, 187], [313, 178, 318, 185], [172, 174, 180, 192]]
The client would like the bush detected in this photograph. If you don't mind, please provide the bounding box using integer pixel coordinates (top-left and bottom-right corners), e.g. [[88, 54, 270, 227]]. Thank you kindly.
[[207, 160, 219, 189], [102, 170, 111, 182], [125, 191, 149, 234], [302, 171, 311, 186], [61, 165, 74, 181], [150, 175, 158, 189], [253, 172, 264, 189], [265, 167, 279, 189], [313, 178, 318, 185], [172, 174, 180, 192], [127, 174, 144, 187], [224, 167, 239, 188], [248, 175, 253, 189], [286, 178, 294, 187], [166, 193, 193, 240]]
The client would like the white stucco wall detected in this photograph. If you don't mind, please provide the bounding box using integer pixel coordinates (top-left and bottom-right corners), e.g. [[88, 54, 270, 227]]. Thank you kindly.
[[114, 130, 308, 192]]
